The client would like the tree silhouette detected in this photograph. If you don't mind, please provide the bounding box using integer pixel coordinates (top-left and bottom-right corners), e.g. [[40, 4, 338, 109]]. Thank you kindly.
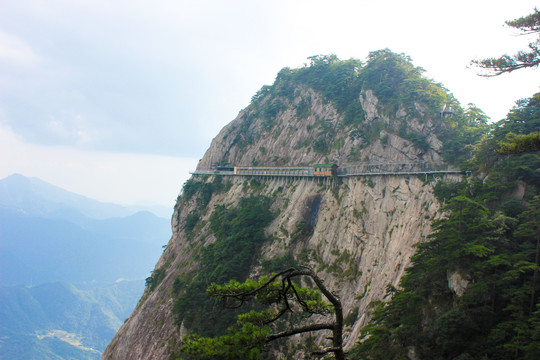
[[176, 266, 346, 360], [472, 9, 540, 76]]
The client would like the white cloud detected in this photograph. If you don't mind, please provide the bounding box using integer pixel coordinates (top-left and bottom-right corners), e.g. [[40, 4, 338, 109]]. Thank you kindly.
[[45, 113, 102, 145], [0, 124, 198, 207], [0, 30, 41, 66]]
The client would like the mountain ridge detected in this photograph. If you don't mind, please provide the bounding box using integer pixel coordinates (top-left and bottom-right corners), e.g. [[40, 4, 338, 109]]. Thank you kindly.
[[0, 173, 132, 220], [103, 52, 487, 359], [0, 173, 172, 286], [0, 173, 171, 220]]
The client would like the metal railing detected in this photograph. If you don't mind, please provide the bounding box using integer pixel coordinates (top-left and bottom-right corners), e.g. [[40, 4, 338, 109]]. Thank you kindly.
[[337, 161, 462, 177], [190, 162, 464, 178]]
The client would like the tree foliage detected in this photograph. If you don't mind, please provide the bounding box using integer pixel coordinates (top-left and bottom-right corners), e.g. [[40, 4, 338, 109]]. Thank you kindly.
[[472, 8, 540, 76], [350, 94, 540, 360], [497, 132, 540, 154], [474, 93, 540, 179], [362, 49, 449, 116], [145, 267, 166, 292], [174, 267, 346, 360], [439, 102, 490, 165], [257, 50, 456, 127]]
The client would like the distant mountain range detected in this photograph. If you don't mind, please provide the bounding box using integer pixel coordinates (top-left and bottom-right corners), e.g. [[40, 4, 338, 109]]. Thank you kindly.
[[0, 173, 135, 221], [0, 174, 172, 359], [0, 174, 172, 286], [0, 173, 172, 221]]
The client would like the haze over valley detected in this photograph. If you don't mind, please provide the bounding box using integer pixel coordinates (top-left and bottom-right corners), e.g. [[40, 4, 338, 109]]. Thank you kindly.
[[0, 174, 171, 359]]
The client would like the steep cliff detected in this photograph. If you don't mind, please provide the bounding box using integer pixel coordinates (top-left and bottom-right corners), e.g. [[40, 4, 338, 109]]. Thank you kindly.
[[103, 51, 478, 359]]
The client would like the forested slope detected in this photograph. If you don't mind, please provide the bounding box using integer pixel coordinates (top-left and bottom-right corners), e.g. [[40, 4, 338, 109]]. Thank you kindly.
[[350, 94, 540, 360]]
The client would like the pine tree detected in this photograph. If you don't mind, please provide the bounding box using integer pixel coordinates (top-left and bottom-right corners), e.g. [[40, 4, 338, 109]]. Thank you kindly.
[[472, 9, 540, 76]]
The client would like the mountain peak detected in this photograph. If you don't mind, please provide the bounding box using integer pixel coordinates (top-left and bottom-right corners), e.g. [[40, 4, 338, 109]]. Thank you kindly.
[[197, 51, 472, 172], [0, 173, 132, 220]]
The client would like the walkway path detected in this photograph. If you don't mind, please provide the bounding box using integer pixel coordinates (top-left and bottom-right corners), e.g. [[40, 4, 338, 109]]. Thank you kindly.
[[190, 161, 465, 178]]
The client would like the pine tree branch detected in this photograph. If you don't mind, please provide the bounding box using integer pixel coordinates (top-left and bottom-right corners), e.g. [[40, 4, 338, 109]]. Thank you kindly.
[[266, 322, 335, 341]]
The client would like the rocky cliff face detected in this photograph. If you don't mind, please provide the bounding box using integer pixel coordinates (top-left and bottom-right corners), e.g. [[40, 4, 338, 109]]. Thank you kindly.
[[103, 53, 464, 359], [198, 88, 443, 171]]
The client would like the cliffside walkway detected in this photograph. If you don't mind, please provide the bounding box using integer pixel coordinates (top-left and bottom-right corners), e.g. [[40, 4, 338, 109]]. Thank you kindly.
[[336, 161, 463, 177], [190, 162, 465, 178]]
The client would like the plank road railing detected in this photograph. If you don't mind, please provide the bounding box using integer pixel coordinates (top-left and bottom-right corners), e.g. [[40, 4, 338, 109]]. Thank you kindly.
[[190, 162, 464, 178], [336, 161, 462, 177]]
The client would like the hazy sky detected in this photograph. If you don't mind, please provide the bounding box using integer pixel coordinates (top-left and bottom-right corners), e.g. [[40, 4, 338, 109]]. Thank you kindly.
[[1, 0, 539, 208]]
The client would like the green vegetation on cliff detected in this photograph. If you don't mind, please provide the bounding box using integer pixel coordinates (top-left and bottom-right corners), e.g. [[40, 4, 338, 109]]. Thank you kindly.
[[256, 50, 451, 124], [350, 94, 540, 360], [243, 50, 488, 164], [172, 194, 274, 337]]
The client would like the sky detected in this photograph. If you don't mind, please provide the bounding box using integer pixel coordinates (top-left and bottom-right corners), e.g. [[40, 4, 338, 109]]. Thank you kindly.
[[1, 0, 539, 209]]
